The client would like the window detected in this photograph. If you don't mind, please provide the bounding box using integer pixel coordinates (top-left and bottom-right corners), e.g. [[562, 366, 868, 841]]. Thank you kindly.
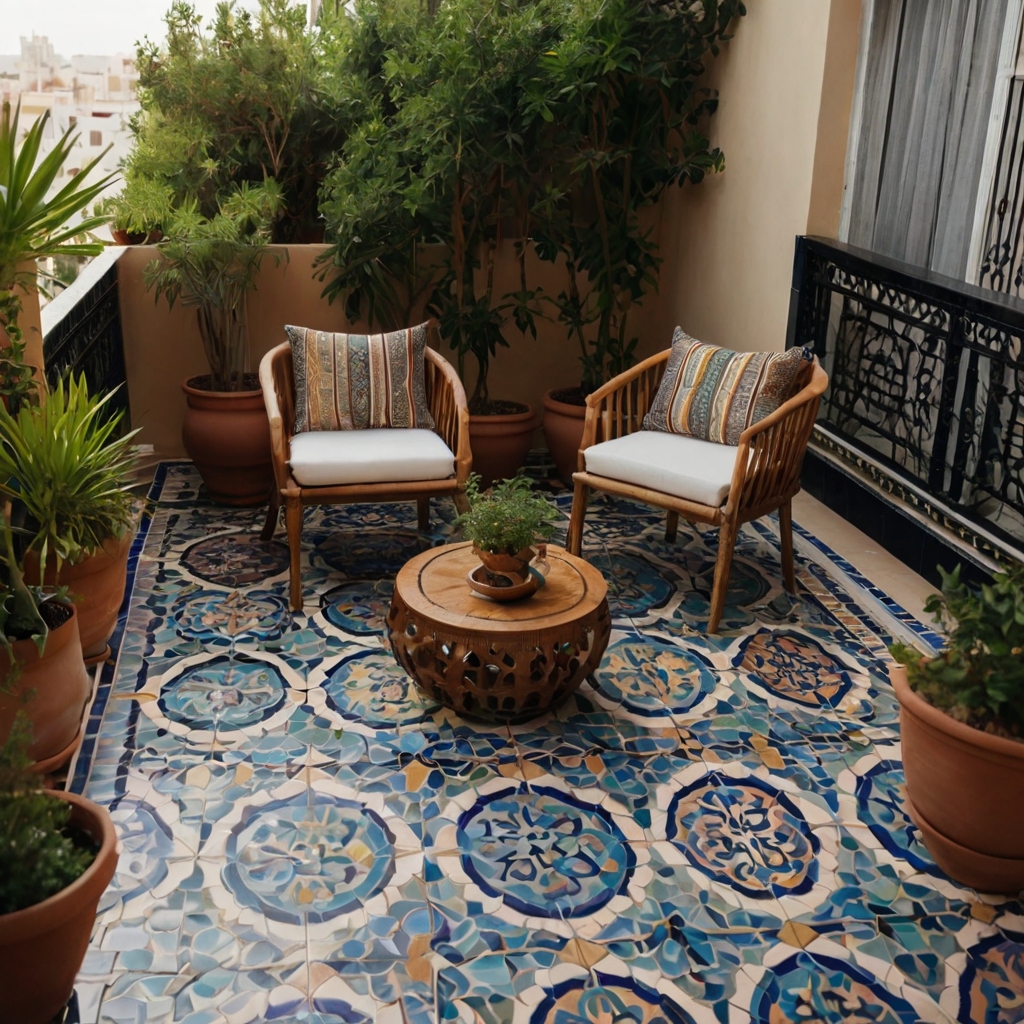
[[90, 130, 102, 147], [843, 0, 1014, 279]]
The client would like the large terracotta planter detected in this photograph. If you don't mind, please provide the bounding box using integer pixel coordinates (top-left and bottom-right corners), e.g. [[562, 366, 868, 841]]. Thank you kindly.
[[0, 790, 118, 1024], [542, 389, 586, 486], [468, 405, 537, 487], [182, 376, 274, 506], [25, 530, 135, 665], [891, 663, 1024, 893], [0, 605, 92, 771]]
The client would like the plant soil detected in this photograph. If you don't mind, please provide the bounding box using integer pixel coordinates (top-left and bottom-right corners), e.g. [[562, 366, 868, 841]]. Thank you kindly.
[[186, 373, 262, 394], [469, 398, 530, 416], [38, 601, 73, 632], [913, 680, 1023, 744], [549, 386, 587, 407]]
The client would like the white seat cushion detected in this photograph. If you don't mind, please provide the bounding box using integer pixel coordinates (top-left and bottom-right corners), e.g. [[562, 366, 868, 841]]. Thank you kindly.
[[289, 429, 455, 487], [583, 430, 737, 507]]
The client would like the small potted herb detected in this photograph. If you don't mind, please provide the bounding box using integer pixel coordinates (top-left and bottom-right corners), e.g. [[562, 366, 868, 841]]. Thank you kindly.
[[890, 562, 1024, 893], [0, 715, 118, 1024], [457, 473, 557, 593]]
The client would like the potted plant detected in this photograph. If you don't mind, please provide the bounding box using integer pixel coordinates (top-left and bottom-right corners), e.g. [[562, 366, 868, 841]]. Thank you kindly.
[[531, 0, 742, 482], [457, 473, 556, 596], [0, 375, 140, 665], [0, 715, 118, 1024], [0, 100, 114, 414], [0, 503, 92, 771], [890, 562, 1024, 893], [145, 182, 285, 505], [102, 175, 173, 245], [317, 0, 546, 486]]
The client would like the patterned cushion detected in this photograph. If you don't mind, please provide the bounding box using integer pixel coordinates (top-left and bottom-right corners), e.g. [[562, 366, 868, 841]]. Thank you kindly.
[[286, 322, 435, 433], [643, 329, 813, 445]]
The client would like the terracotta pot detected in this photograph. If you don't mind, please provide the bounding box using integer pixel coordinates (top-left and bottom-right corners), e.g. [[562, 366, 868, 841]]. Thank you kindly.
[[473, 545, 536, 585], [111, 228, 162, 245], [468, 404, 537, 488], [0, 605, 91, 771], [25, 530, 134, 665], [542, 389, 586, 486], [891, 663, 1024, 893], [182, 376, 274, 506], [0, 790, 118, 1024]]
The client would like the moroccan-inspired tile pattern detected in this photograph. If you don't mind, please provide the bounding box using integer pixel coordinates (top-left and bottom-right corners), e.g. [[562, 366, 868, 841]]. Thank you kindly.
[[73, 463, 1024, 1024]]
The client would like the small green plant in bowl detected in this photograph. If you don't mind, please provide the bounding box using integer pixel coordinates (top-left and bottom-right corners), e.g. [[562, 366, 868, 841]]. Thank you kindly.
[[457, 473, 557, 592], [891, 562, 1024, 740]]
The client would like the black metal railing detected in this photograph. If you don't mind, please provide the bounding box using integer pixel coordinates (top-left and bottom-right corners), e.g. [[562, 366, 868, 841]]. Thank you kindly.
[[41, 249, 130, 422], [788, 236, 1024, 554]]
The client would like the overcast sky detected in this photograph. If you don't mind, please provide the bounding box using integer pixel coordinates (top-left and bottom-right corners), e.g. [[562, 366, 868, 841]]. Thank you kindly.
[[0, 0, 263, 58]]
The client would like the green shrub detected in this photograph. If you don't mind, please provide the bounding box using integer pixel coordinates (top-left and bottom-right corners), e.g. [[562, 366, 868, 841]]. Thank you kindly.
[[123, 0, 349, 242], [0, 374, 139, 573], [891, 563, 1024, 739], [457, 473, 557, 555], [0, 715, 96, 915], [318, 0, 745, 401]]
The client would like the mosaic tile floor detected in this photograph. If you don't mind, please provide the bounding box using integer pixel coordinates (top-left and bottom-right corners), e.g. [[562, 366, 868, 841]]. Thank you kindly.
[[70, 463, 1024, 1024]]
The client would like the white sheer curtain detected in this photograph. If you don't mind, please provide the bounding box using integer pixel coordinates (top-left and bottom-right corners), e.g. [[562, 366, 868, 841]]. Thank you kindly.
[[848, 0, 1009, 278]]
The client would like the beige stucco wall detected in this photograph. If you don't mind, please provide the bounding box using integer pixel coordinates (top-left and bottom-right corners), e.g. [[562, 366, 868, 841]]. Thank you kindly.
[[117, 0, 862, 456], [119, 244, 594, 455], [648, 0, 861, 353]]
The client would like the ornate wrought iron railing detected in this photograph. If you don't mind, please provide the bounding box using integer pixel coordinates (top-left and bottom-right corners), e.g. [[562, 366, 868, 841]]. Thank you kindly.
[[788, 236, 1024, 558], [41, 247, 130, 422]]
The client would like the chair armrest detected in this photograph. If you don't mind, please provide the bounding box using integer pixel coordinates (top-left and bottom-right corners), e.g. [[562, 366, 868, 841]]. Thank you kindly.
[[259, 342, 294, 494], [425, 337, 472, 484], [578, 350, 671, 468], [728, 361, 828, 514]]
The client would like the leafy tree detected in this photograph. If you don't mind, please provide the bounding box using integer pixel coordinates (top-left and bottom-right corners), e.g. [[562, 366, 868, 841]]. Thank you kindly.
[[529, 0, 745, 394], [122, 0, 347, 242], [317, 0, 744, 403]]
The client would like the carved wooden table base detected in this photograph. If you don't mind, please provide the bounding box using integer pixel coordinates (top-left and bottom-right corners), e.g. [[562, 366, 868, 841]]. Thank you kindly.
[[387, 542, 610, 723]]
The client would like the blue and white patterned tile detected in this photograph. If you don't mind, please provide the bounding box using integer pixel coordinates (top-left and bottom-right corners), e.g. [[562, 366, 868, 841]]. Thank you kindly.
[[72, 464, 1023, 1023]]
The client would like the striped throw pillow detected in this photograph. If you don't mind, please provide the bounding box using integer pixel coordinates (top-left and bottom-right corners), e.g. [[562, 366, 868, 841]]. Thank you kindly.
[[643, 329, 812, 445], [286, 322, 435, 433]]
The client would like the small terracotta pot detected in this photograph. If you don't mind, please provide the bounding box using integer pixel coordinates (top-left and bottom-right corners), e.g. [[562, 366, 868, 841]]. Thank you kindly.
[[468, 404, 537, 488], [473, 546, 535, 585], [182, 377, 274, 506], [542, 389, 586, 486], [891, 662, 1024, 893], [111, 228, 162, 245], [0, 605, 91, 771], [0, 790, 118, 1024], [25, 530, 134, 665]]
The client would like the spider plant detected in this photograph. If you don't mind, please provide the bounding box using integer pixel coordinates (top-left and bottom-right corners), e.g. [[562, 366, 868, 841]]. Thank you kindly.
[[0, 374, 139, 577], [0, 101, 117, 412]]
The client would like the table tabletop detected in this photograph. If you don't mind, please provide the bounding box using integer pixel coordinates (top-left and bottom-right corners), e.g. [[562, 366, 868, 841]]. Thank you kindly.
[[393, 541, 607, 635]]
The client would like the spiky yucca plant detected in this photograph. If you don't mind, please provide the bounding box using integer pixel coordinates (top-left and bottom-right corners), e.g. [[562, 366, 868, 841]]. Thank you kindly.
[[0, 101, 118, 412], [0, 375, 139, 576]]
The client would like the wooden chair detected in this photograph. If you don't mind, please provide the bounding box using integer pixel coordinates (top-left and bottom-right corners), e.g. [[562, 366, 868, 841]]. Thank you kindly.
[[566, 350, 828, 632], [260, 323, 472, 610]]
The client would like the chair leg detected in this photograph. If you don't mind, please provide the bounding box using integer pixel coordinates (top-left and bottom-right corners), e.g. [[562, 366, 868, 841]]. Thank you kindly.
[[707, 518, 737, 634], [261, 486, 280, 541], [285, 497, 303, 612], [417, 496, 430, 532], [779, 499, 796, 593], [665, 510, 679, 544], [567, 480, 589, 556], [453, 490, 470, 516]]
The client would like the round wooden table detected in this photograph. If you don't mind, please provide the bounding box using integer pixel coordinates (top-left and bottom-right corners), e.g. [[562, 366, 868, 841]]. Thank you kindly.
[[387, 542, 610, 723]]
